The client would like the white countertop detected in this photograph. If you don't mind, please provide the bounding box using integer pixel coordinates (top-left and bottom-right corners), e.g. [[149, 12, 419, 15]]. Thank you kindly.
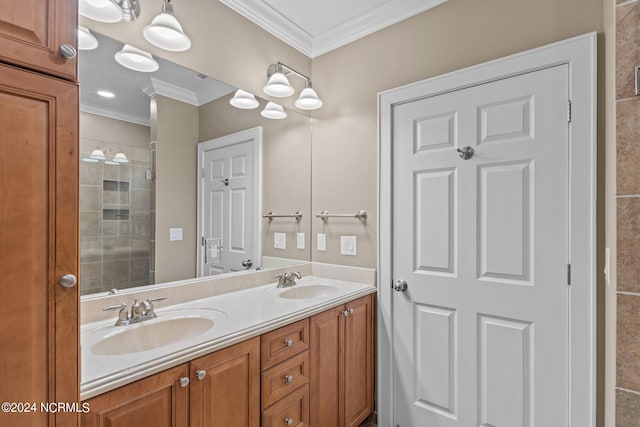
[[81, 275, 376, 400]]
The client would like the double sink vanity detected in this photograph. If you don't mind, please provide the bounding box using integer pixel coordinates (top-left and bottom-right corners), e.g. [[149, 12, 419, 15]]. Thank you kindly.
[[80, 263, 376, 427]]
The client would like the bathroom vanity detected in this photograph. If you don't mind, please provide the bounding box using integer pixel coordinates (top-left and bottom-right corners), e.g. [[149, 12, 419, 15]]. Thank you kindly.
[[80, 268, 375, 427]]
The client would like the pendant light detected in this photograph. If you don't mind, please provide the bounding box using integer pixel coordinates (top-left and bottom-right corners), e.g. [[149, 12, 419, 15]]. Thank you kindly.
[[116, 0, 140, 21], [79, 0, 123, 23], [143, 0, 192, 52], [262, 62, 323, 111], [89, 149, 107, 161], [261, 102, 287, 120], [114, 44, 159, 72], [78, 27, 99, 51], [230, 89, 259, 109], [294, 81, 323, 110], [263, 64, 294, 98], [112, 152, 129, 163]]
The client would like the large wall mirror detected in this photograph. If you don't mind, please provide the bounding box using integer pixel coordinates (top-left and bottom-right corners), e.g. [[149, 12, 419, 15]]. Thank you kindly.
[[79, 31, 312, 296]]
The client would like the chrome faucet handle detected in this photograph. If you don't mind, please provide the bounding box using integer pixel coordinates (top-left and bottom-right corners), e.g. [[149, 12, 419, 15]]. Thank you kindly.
[[147, 296, 168, 303], [292, 271, 302, 279], [103, 302, 129, 322], [131, 298, 144, 319], [143, 296, 167, 316]]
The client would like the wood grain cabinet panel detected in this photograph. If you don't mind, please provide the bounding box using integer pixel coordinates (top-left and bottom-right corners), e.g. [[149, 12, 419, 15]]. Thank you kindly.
[[261, 318, 309, 370], [0, 63, 78, 427], [0, 0, 77, 80], [262, 384, 309, 427], [262, 348, 310, 408]]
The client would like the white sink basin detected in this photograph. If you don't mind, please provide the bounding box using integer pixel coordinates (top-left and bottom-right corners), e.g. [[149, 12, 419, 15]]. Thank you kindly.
[[89, 310, 221, 356], [278, 284, 340, 300]]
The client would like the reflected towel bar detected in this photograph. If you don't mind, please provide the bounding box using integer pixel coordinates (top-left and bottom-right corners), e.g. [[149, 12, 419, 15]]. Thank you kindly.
[[315, 210, 367, 223], [263, 211, 303, 222]]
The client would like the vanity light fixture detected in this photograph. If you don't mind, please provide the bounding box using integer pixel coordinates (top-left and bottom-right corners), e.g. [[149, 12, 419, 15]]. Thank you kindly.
[[230, 89, 260, 109], [261, 102, 287, 119], [79, 0, 124, 23], [82, 148, 129, 164], [114, 44, 159, 72], [97, 90, 115, 98], [143, 0, 192, 52], [263, 62, 323, 110], [78, 27, 99, 50], [117, 0, 141, 21], [112, 152, 129, 163]]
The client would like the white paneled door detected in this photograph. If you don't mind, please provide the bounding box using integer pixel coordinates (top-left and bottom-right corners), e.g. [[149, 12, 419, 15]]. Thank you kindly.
[[392, 65, 570, 426], [198, 128, 261, 276]]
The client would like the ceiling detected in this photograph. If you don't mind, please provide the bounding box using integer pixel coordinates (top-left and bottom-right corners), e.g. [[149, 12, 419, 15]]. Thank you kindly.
[[79, 32, 235, 126], [219, 0, 449, 58]]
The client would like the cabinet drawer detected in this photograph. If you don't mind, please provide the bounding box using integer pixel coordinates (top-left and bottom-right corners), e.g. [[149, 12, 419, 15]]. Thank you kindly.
[[262, 350, 309, 408], [261, 318, 309, 370], [262, 384, 309, 427]]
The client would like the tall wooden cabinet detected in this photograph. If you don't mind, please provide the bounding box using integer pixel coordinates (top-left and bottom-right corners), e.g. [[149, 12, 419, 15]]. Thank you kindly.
[[0, 2, 79, 427]]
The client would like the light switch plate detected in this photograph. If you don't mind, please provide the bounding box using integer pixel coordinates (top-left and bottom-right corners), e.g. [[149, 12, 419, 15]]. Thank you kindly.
[[169, 228, 183, 241], [274, 232, 286, 249], [340, 236, 357, 256], [317, 233, 326, 251], [297, 233, 305, 249]]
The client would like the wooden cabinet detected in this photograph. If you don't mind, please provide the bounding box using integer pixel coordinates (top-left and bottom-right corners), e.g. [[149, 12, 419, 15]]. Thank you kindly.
[[261, 319, 310, 426], [0, 0, 78, 80], [310, 295, 374, 427], [0, 63, 79, 427], [81, 364, 189, 427], [190, 337, 260, 427]]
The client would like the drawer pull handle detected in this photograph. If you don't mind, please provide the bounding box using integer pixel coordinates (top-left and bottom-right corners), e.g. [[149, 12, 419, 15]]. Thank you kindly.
[[285, 418, 293, 426], [284, 338, 293, 347], [196, 370, 206, 380], [179, 377, 189, 387], [284, 374, 293, 384]]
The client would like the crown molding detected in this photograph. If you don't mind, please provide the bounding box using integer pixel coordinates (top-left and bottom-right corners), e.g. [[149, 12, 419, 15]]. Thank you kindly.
[[149, 78, 235, 106], [80, 102, 150, 126]]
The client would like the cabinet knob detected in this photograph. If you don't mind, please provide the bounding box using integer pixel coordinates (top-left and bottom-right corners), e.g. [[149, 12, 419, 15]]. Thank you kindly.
[[284, 375, 293, 384], [179, 377, 189, 387], [342, 310, 349, 317], [284, 338, 293, 347], [59, 274, 77, 288], [196, 370, 207, 380], [59, 44, 77, 59], [284, 418, 293, 426], [348, 308, 354, 315]]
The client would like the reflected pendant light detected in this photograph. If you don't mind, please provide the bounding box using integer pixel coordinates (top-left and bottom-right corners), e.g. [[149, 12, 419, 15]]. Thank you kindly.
[[230, 89, 259, 109], [261, 102, 287, 120], [89, 149, 106, 161], [114, 44, 159, 72], [263, 67, 294, 98], [78, 26, 99, 51], [294, 81, 323, 110], [112, 152, 129, 163], [79, 0, 123, 23], [143, 0, 192, 52]]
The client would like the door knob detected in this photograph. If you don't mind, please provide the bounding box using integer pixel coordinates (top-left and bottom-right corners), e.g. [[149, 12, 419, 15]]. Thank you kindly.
[[196, 370, 206, 380], [59, 274, 77, 288], [59, 44, 77, 59], [241, 259, 253, 268], [456, 146, 474, 160], [393, 280, 408, 292]]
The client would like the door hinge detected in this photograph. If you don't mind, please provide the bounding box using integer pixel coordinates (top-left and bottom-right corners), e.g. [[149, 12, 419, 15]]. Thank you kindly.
[[201, 236, 205, 246], [567, 100, 572, 123], [201, 168, 205, 178], [567, 263, 571, 285]]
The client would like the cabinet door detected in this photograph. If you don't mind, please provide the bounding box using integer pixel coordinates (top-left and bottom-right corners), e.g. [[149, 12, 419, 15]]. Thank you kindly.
[[0, 64, 78, 427], [262, 384, 309, 427], [81, 364, 189, 427], [344, 295, 374, 427], [309, 305, 345, 427], [190, 337, 260, 427], [0, 0, 77, 81]]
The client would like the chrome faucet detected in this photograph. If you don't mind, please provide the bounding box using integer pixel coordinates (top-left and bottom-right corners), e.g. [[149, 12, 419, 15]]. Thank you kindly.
[[103, 296, 167, 326], [275, 271, 302, 288]]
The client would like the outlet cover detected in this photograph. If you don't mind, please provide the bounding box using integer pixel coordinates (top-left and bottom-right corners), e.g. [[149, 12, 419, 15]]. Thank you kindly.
[[297, 233, 305, 249], [274, 232, 286, 249], [317, 233, 326, 251], [340, 236, 357, 256], [169, 228, 183, 241]]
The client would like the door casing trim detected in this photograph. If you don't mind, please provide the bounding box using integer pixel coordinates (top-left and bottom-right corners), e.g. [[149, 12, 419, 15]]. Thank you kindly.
[[377, 32, 597, 427]]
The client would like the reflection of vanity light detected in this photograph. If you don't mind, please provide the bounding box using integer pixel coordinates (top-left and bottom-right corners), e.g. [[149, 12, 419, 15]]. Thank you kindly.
[[104, 160, 120, 166], [79, 0, 123, 23], [97, 90, 115, 98], [89, 149, 107, 160], [114, 45, 159, 73], [230, 89, 259, 109], [78, 27, 99, 51], [112, 152, 129, 163], [82, 157, 100, 163], [143, 0, 191, 52], [260, 102, 287, 120]]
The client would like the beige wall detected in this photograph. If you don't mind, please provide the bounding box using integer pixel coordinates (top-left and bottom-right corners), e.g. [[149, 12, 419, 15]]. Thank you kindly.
[[154, 96, 199, 283], [199, 94, 312, 262]]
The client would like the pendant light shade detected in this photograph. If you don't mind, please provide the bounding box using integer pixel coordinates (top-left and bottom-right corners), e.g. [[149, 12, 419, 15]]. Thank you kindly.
[[79, 0, 123, 23], [230, 90, 259, 109], [89, 149, 107, 161], [294, 82, 323, 110], [143, 1, 191, 52], [112, 152, 129, 163], [78, 27, 99, 51], [114, 44, 159, 72], [263, 71, 294, 98], [261, 102, 287, 120]]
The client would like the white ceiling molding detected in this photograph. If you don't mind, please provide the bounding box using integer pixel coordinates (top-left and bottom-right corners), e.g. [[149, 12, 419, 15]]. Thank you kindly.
[[219, 0, 449, 58], [149, 77, 235, 106], [80, 102, 151, 126]]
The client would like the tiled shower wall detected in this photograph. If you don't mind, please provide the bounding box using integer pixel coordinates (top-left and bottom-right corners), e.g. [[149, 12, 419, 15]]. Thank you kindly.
[[79, 146, 154, 295], [617, 1, 640, 424]]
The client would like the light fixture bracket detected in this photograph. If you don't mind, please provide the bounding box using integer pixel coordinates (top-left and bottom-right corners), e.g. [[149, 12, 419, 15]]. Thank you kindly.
[[267, 62, 310, 83]]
